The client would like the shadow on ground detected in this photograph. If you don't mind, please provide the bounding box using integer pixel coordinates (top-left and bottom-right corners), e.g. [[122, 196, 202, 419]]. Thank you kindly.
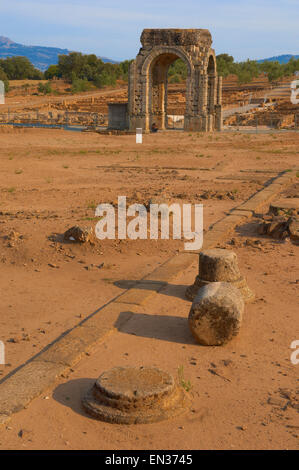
[[53, 378, 98, 419], [114, 279, 191, 301], [116, 311, 196, 345]]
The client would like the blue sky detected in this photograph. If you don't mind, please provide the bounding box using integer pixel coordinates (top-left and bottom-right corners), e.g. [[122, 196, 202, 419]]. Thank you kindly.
[[0, 0, 298, 61]]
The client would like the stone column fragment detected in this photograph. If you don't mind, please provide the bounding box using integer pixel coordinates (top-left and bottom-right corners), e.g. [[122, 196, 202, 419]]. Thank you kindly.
[[186, 249, 254, 302], [189, 282, 244, 346]]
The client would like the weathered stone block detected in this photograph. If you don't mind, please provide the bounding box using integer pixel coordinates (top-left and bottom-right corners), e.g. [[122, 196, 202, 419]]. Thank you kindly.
[[188, 282, 244, 346], [199, 249, 241, 282]]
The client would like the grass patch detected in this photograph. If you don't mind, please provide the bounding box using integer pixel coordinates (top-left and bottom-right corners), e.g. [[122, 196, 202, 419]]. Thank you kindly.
[[178, 365, 192, 392], [87, 200, 97, 210]]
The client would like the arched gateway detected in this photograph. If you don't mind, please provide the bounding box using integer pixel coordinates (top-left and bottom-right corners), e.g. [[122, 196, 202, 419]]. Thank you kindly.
[[128, 29, 222, 132]]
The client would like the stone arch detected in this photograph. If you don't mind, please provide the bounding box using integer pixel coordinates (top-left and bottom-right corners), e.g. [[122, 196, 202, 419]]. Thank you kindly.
[[128, 29, 222, 132], [141, 46, 192, 77]]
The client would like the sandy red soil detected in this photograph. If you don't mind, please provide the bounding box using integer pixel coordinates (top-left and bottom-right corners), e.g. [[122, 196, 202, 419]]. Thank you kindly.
[[0, 127, 298, 449]]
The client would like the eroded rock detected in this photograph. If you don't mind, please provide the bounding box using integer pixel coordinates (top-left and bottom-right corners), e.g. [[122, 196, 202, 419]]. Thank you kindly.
[[188, 282, 244, 346], [63, 225, 93, 243]]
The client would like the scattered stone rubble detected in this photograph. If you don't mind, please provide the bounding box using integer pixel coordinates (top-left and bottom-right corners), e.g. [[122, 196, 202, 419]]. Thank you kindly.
[[199, 190, 238, 201], [257, 198, 299, 242], [257, 215, 298, 241], [224, 102, 299, 129]]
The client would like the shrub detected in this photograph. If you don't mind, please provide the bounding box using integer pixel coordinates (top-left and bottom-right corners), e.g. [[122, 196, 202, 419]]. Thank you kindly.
[[38, 82, 52, 94], [71, 78, 92, 93]]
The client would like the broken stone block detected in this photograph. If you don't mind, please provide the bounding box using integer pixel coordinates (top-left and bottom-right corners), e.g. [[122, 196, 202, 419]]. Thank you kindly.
[[267, 217, 289, 239], [269, 198, 299, 217], [63, 225, 93, 243], [257, 213, 298, 241], [188, 282, 244, 346]]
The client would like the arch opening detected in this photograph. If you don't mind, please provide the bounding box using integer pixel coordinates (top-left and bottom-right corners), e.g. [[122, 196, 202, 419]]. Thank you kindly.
[[166, 58, 187, 129], [207, 55, 216, 115], [147, 51, 191, 131]]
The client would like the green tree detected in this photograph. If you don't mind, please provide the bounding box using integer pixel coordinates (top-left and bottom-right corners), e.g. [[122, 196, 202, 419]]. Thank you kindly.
[[168, 59, 187, 82], [0, 57, 43, 79], [94, 71, 116, 88], [216, 54, 235, 77], [57, 52, 132, 88], [71, 78, 92, 93], [45, 65, 60, 80]]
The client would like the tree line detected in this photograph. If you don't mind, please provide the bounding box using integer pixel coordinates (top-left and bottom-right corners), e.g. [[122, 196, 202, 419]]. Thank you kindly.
[[0, 56, 43, 91], [216, 54, 299, 83], [45, 53, 132, 92], [0, 53, 132, 93], [170, 54, 299, 84], [0, 52, 298, 95]]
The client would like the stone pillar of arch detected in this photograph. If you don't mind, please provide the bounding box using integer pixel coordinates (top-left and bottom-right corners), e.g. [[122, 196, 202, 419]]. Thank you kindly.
[[128, 29, 222, 133]]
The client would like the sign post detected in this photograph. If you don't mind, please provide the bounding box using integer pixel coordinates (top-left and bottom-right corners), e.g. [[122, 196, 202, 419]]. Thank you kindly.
[[0, 81, 5, 105], [136, 128, 142, 144]]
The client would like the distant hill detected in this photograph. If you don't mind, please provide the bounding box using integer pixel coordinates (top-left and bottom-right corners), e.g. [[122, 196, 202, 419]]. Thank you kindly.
[[0, 36, 117, 71], [257, 54, 299, 64]]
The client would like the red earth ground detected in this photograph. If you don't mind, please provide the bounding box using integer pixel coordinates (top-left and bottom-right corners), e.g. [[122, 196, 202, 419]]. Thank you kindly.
[[0, 127, 298, 449]]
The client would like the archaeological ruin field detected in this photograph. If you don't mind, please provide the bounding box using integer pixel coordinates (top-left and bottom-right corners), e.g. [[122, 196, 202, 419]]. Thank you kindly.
[[0, 121, 298, 449], [0, 24, 298, 450]]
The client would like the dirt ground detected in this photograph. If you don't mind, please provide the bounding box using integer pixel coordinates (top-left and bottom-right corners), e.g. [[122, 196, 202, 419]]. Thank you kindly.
[[0, 127, 298, 450]]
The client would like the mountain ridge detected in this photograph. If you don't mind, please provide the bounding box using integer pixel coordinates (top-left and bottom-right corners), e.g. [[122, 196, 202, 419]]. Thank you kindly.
[[257, 54, 299, 64], [0, 36, 117, 70]]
